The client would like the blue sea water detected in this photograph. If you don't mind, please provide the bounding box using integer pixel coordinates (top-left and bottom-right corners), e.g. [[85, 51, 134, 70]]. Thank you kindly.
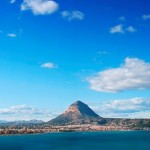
[[0, 131, 150, 150]]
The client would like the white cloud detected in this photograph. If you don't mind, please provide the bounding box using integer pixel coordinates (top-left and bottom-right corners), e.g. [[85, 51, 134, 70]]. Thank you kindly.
[[142, 14, 150, 20], [10, 0, 16, 4], [87, 57, 150, 93], [126, 26, 136, 33], [110, 24, 124, 33], [61, 10, 85, 21], [89, 98, 150, 118], [0, 105, 59, 121], [41, 62, 58, 69], [110, 24, 136, 34], [7, 33, 17, 38], [21, 0, 58, 15]]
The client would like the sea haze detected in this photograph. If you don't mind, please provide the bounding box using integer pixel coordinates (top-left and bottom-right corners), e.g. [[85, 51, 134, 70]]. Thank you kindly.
[[0, 131, 150, 150]]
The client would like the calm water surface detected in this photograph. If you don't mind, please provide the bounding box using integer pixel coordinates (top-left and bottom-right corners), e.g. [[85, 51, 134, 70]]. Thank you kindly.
[[0, 131, 150, 150]]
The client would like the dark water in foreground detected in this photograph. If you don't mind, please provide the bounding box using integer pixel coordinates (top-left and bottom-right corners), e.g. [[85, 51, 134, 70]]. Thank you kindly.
[[0, 131, 150, 150]]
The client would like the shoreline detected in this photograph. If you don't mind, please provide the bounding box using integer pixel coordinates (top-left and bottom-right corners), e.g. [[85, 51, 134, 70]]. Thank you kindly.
[[0, 129, 149, 136], [1, 124, 149, 136]]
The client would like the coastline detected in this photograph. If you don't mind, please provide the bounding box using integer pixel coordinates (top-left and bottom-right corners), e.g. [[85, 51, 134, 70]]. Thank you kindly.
[[0, 130, 149, 137], [0, 126, 149, 136]]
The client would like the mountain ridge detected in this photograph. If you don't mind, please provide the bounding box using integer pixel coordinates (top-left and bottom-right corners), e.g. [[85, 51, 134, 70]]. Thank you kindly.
[[48, 100, 106, 125]]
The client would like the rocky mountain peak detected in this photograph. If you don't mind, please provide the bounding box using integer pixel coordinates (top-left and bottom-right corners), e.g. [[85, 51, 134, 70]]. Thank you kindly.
[[49, 100, 104, 125], [63, 100, 99, 117]]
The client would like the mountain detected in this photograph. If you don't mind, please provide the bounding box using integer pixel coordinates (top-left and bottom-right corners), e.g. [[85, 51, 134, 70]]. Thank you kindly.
[[0, 120, 43, 126], [0, 101, 149, 131], [10, 120, 44, 124], [48, 101, 106, 125], [48, 101, 150, 128], [0, 120, 8, 124]]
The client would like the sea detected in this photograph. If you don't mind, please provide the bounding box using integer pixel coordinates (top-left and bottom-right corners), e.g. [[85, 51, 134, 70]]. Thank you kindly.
[[0, 131, 149, 150]]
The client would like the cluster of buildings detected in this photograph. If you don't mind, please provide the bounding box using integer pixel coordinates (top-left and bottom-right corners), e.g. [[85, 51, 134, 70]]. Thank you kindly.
[[0, 124, 149, 135]]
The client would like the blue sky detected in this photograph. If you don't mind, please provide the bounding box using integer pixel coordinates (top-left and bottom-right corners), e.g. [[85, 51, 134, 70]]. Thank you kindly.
[[0, 0, 150, 121]]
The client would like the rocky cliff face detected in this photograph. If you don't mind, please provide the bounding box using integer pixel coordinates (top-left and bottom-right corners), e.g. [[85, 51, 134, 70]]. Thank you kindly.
[[48, 101, 106, 125]]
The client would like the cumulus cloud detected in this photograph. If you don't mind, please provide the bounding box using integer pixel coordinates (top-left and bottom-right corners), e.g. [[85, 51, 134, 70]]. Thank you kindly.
[[87, 57, 150, 93], [142, 14, 150, 20], [0, 105, 59, 121], [7, 33, 17, 38], [110, 24, 136, 34], [89, 98, 150, 118], [41, 62, 58, 69], [21, 0, 58, 15], [10, 0, 16, 4], [0, 105, 42, 115], [110, 24, 124, 33], [61, 10, 85, 21], [126, 26, 136, 33]]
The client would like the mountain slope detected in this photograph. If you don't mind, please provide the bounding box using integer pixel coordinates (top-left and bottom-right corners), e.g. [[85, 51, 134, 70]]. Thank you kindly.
[[48, 101, 106, 125]]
